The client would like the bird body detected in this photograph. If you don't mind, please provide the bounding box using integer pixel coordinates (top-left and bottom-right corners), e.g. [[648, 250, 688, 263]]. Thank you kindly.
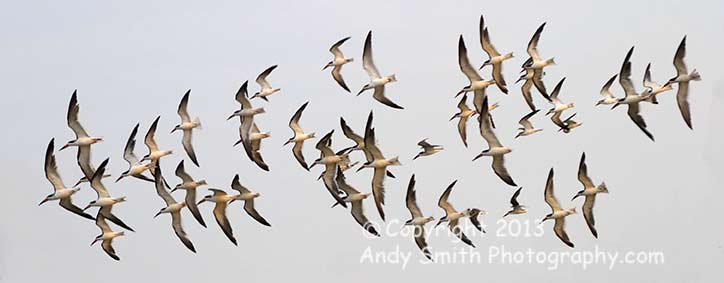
[[155, 202, 187, 217], [174, 179, 207, 191]]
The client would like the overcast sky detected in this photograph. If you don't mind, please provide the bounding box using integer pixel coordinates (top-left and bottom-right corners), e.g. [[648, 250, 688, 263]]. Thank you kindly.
[[1, 0, 723, 282]]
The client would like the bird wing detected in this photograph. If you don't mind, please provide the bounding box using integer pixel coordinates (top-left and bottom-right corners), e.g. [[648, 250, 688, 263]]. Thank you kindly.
[[549, 77, 566, 104], [122, 124, 141, 166], [170, 211, 196, 252], [449, 219, 475, 247], [643, 63, 659, 90], [289, 102, 308, 135], [532, 69, 549, 100], [492, 60, 508, 94], [673, 36, 687, 76], [550, 111, 567, 129], [544, 168, 561, 212], [230, 174, 251, 195], [175, 160, 193, 183], [554, 218, 574, 247], [292, 141, 309, 171], [182, 129, 199, 166], [240, 115, 256, 160], [676, 82, 692, 129], [101, 238, 120, 261], [66, 91, 89, 138], [619, 47, 638, 98], [492, 155, 517, 187], [331, 65, 350, 92], [44, 139, 65, 191], [405, 174, 424, 218], [437, 180, 458, 215], [478, 98, 502, 148], [351, 200, 378, 236], [600, 74, 618, 99], [458, 35, 483, 84], [154, 163, 176, 206], [340, 117, 364, 146], [249, 125, 270, 171], [414, 225, 432, 260], [89, 159, 111, 198], [243, 198, 271, 226], [457, 111, 470, 147], [212, 199, 237, 245], [457, 94, 472, 112], [330, 36, 351, 59], [145, 116, 161, 152], [96, 212, 112, 233], [510, 187, 522, 207], [362, 31, 381, 79], [527, 23, 546, 62], [627, 103, 655, 141], [336, 169, 361, 196], [59, 197, 95, 220], [372, 167, 387, 221], [480, 27, 501, 58], [521, 77, 536, 110], [518, 109, 539, 130], [583, 195, 598, 238], [364, 127, 385, 160], [458, 35, 483, 82], [99, 205, 134, 232], [417, 139, 433, 149], [177, 90, 191, 123], [256, 65, 277, 90], [577, 153, 594, 189], [468, 208, 484, 232], [315, 130, 336, 157], [372, 86, 404, 109], [185, 189, 206, 227], [234, 81, 252, 109], [322, 164, 347, 207], [76, 144, 95, 181]]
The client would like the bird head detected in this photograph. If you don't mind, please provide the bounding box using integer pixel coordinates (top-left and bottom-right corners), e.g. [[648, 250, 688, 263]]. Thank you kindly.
[[227, 110, 241, 121], [115, 171, 129, 183], [59, 141, 73, 151], [153, 209, 164, 218], [479, 59, 491, 70], [322, 61, 333, 70], [38, 194, 52, 206], [82, 201, 96, 211]]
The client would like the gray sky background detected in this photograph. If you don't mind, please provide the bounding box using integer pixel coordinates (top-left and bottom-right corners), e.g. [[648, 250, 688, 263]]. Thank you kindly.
[[1, 0, 723, 282]]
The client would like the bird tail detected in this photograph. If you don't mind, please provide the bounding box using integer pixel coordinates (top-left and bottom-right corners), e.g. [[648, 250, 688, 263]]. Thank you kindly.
[[690, 69, 701, 81], [193, 117, 202, 130], [390, 157, 401, 166], [389, 74, 397, 82], [597, 182, 608, 193], [547, 58, 556, 65], [197, 179, 208, 186]]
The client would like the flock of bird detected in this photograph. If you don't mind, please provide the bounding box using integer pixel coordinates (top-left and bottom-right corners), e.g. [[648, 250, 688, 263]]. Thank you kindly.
[[39, 15, 701, 261]]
